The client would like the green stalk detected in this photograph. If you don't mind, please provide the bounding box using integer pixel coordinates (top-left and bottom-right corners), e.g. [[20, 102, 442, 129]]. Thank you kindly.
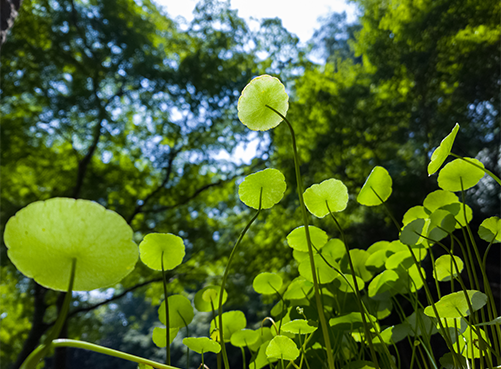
[[327, 206, 386, 367], [50, 339, 181, 369], [218, 189, 263, 369], [21, 258, 77, 369], [266, 104, 336, 369], [161, 252, 171, 365]]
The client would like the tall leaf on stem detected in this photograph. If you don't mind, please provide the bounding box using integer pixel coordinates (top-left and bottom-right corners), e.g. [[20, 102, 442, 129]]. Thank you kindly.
[[217, 168, 286, 368], [139, 233, 186, 364], [238, 74, 336, 369]]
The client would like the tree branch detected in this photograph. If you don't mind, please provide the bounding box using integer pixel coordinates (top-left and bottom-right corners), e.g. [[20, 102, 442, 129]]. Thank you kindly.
[[127, 149, 179, 224]]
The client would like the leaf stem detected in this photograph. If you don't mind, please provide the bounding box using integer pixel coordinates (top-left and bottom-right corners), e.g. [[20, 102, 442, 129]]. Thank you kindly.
[[20, 258, 77, 369], [50, 339, 181, 369], [218, 188, 263, 369], [265, 104, 336, 369], [161, 252, 171, 365]]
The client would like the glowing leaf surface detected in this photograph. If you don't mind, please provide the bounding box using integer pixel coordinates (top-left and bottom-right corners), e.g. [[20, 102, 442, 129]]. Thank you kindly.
[[4, 198, 138, 291], [238, 168, 286, 210]]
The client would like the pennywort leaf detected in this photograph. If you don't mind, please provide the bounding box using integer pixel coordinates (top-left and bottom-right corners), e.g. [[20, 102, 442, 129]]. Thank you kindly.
[[303, 178, 348, 218], [424, 290, 488, 318], [238, 168, 286, 210], [159, 295, 194, 328], [139, 233, 185, 271], [357, 166, 392, 206], [183, 337, 221, 354], [286, 225, 328, 252], [266, 335, 299, 361], [438, 158, 485, 192], [428, 123, 460, 175], [253, 272, 283, 295], [238, 75, 289, 131], [478, 217, 501, 243], [4, 198, 138, 291]]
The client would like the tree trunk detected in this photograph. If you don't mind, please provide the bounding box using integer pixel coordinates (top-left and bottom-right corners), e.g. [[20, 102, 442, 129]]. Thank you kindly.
[[1, 0, 22, 47]]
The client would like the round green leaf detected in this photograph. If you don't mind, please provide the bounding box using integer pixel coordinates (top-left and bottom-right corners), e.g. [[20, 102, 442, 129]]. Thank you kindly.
[[368, 270, 401, 300], [303, 178, 348, 217], [329, 312, 377, 331], [159, 295, 194, 328], [341, 249, 374, 282], [423, 190, 458, 213], [266, 335, 299, 361], [281, 319, 318, 335], [434, 255, 464, 282], [253, 272, 283, 295], [439, 202, 473, 229], [333, 273, 365, 293], [238, 168, 286, 210], [424, 290, 488, 318], [238, 75, 289, 131], [152, 327, 179, 348], [478, 217, 501, 243], [365, 249, 393, 272], [230, 329, 260, 347], [283, 277, 313, 300], [400, 219, 426, 246], [298, 254, 339, 284], [210, 310, 247, 343], [438, 158, 485, 192], [357, 166, 393, 206], [3, 198, 138, 291], [286, 225, 328, 252], [428, 123, 460, 175], [139, 233, 185, 271], [322, 238, 347, 260], [183, 337, 221, 354], [402, 206, 429, 226], [427, 210, 456, 242], [194, 286, 228, 312]]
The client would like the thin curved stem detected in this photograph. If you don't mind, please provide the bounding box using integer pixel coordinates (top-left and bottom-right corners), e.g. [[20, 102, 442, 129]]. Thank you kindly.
[[161, 252, 171, 365], [218, 188, 263, 369], [327, 205, 387, 367], [21, 258, 77, 369], [266, 104, 336, 369], [50, 339, 181, 369]]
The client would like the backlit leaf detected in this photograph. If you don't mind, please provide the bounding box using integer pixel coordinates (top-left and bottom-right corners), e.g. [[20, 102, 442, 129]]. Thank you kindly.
[[159, 295, 194, 328], [183, 337, 221, 354], [194, 286, 227, 312], [438, 158, 485, 192], [357, 166, 392, 206], [152, 327, 179, 348], [266, 335, 299, 361], [139, 233, 185, 271], [434, 255, 464, 282], [4, 198, 138, 291], [303, 178, 348, 217], [210, 310, 247, 343], [286, 225, 328, 252], [281, 319, 317, 334], [428, 123, 460, 175], [238, 75, 289, 131], [230, 329, 260, 347], [238, 168, 286, 210], [478, 217, 501, 243], [253, 272, 283, 295], [424, 290, 488, 318]]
